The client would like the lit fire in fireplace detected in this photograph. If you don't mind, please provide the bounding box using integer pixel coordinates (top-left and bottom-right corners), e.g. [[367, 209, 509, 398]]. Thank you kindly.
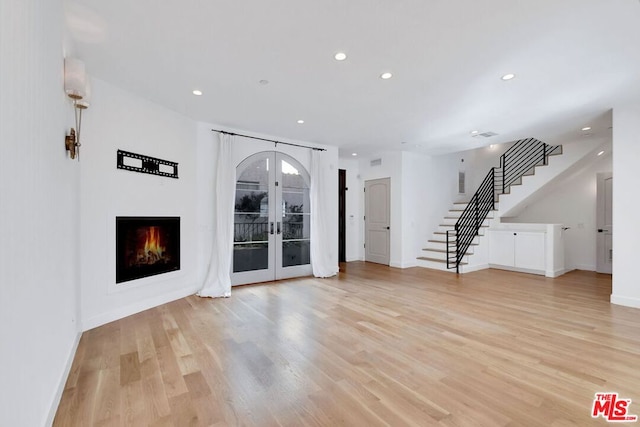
[[137, 226, 167, 265], [117, 217, 180, 283]]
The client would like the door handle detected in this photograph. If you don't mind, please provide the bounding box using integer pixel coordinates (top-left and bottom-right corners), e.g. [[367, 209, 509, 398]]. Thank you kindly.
[[270, 222, 274, 235], [598, 229, 609, 233], [277, 222, 281, 234], [386, 226, 390, 230]]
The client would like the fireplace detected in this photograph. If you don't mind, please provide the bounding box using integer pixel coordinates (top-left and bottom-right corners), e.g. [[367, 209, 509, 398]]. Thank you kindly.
[[116, 217, 180, 284]]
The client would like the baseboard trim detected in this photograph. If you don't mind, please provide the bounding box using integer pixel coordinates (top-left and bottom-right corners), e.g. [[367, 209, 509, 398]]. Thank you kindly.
[[611, 294, 640, 309], [488, 264, 545, 276], [82, 283, 200, 331], [461, 264, 489, 273], [546, 268, 572, 278], [390, 261, 417, 269], [574, 263, 596, 271], [46, 330, 82, 427]]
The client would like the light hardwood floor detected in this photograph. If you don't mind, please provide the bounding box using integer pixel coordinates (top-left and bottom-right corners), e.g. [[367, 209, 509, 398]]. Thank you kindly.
[[54, 263, 640, 426]]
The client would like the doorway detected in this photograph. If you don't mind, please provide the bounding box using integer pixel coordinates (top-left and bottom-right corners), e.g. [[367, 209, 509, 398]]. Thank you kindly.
[[596, 172, 613, 274], [364, 177, 390, 265], [232, 152, 312, 285], [338, 169, 346, 263]]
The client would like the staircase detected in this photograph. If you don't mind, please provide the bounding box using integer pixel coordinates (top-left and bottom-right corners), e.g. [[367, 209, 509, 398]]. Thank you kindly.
[[418, 137, 562, 273], [417, 137, 605, 273], [417, 202, 495, 271]]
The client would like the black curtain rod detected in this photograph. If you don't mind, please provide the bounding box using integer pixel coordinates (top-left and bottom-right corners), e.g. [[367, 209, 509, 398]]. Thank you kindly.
[[211, 129, 326, 151]]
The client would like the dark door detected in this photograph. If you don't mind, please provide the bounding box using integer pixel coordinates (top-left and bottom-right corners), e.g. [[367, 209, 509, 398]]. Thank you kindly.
[[338, 169, 346, 263]]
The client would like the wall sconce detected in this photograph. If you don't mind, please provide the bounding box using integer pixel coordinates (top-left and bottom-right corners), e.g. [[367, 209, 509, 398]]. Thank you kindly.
[[64, 58, 90, 160]]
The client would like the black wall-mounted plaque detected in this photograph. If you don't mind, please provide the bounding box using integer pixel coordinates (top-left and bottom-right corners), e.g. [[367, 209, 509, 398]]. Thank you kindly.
[[117, 150, 179, 179]]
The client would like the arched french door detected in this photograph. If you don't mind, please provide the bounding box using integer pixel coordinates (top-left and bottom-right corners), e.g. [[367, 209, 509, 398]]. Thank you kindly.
[[232, 152, 312, 285]]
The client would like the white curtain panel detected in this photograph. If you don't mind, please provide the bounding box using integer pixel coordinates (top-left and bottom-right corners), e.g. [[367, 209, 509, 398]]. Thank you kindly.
[[198, 132, 235, 298], [310, 150, 339, 278]]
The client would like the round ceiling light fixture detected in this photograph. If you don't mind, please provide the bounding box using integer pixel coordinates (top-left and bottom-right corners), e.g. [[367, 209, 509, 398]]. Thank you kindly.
[[334, 52, 347, 61], [351, 152, 358, 156], [297, 119, 305, 124], [597, 150, 605, 156], [470, 130, 479, 135], [380, 72, 393, 80], [501, 73, 516, 81], [192, 90, 203, 96], [582, 126, 592, 131]]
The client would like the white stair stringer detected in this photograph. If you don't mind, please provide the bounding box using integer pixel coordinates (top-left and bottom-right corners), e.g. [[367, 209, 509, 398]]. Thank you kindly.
[[497, 138, 603, 218], [416, 202, 495, 273]]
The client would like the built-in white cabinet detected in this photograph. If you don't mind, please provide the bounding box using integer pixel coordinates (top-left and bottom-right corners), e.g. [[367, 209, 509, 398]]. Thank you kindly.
[[488, 224, 565, 277], [489, 230, 545, 271]]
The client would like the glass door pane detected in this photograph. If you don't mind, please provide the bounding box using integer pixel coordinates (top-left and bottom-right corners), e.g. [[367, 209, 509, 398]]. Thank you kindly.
[[232, 152, 312, 286], [278, 158, 311, 271], [233, 156, 272, 274]]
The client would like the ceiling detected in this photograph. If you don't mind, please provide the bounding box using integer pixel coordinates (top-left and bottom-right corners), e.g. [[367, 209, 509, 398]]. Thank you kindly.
[[64, 0, 640, 157]]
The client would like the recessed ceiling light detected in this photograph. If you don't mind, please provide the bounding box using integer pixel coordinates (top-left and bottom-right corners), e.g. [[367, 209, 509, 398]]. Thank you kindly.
[[470, 130, 479, 135], [501, 73, 515, 81], [192, 90, 203, 96], [582, 126, 592, 131], [334, 52, 347, 61], [351, 153, 358, 156], [380, 72, 393, 80], [297, 119, 304, 124], [597, 150, 605, 156]]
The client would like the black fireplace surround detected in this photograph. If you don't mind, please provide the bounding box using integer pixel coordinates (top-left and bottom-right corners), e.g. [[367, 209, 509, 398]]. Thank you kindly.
[[116, 217, 180, 283]]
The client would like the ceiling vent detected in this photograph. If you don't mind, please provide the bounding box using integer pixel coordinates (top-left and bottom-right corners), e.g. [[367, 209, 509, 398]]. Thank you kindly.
[[472, 131, 498, 138], [370, 158, 382, 167]]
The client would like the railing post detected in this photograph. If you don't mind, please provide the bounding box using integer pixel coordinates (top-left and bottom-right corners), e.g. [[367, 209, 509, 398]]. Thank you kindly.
[[475, 197, 479, 232], [446, 230, 449, 269], [501, 154, 506, 194], [543, 143, 547, 165], [455, 223, 459, 274], [491, 168, 495, 210]]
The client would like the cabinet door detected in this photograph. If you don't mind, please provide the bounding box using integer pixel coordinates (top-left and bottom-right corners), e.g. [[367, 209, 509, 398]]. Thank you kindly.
[[514, 232, 545, 270], [489, 230, 515, 266]]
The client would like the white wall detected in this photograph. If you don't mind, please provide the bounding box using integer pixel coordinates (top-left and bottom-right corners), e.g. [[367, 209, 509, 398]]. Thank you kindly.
[[0, 0, 81, 425], [344, 150, 462, 268], [80, 78, 199, 330], [612, 102, 640, 308], [402, 151, 461, 266], [357, 151, 404, 267], [460, 142, 513, 198], [196, 126, 339, 281], [503, 151, 612, 271]]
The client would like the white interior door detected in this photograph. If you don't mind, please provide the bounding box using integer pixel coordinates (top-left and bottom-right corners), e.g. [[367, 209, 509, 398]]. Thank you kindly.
[[596, 172, 613, 274], [365, 178, 390, 265], [232, 152, 311, 285]]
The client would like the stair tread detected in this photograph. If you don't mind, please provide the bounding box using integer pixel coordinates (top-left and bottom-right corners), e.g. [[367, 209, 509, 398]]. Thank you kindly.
[[444, 215, 495, 219], [417, 257, 468, 265], [428, 239, 478, 245], [434, 231, 485, 235], [422, 248, 472, 255], [439, 224, 489, 227]]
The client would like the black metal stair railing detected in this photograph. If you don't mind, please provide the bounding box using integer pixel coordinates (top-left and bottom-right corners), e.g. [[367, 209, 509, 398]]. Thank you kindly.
[[446, 168, 495, 273], [501, 137, 562, 194], [446, 138, 562, 273]]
